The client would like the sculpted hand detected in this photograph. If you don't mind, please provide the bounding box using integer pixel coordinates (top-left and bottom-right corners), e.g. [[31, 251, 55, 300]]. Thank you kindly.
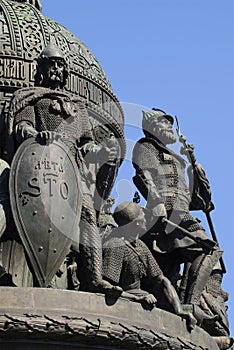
[[37, 131, 61, 143], [67, 261, 77, 275], [140, 293, 157, 309], [98, 135, 120, 164], [152, 203, 167, 219], [104, 133, 120, 163]]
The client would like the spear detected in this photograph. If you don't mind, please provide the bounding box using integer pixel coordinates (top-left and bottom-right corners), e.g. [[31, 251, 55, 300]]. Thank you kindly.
[[175, 116, 226, 273]]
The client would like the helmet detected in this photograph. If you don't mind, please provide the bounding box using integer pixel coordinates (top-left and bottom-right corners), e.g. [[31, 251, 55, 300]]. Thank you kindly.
[[39, 43, 65, 61], [151, 108, 174, 125], [35, 44, 68, 87], [113, 202, 141, 226], [142, 108, 174, 132]]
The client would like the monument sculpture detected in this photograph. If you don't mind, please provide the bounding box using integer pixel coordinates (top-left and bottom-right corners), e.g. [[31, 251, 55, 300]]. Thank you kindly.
[[102, 201, 200, 325], [132, 108, 232, 349], [2, 42, 123, 294], [0, 1, 232, 350], [98, 195, 116, 241], [132, 109, 220, 295]]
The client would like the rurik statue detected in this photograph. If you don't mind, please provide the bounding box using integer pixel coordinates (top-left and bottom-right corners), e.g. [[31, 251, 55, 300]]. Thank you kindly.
[[0, 43, 122, 295]]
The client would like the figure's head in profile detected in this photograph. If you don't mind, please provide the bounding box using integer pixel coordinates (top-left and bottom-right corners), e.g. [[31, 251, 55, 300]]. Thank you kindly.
[[35, 44, 69, 89], [142, 108, 176, 145], [113, 201, 146, 239]]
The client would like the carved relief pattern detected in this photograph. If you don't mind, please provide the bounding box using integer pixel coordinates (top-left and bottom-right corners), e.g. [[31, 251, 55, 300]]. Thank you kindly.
[[0, 5, 12, 52], [0, 91, 11, 148], [45, 17, 110, 87], [43, 15, 126, 132], [0, 91, 11, 113], [11, 2, 47, 59], [0, 0, 125, 159], [0, 0, 23, 55], [0, 0, 47, 92], [0, 313, 212, 350]]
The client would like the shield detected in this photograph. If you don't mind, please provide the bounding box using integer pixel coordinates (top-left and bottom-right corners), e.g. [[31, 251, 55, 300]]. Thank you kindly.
[[10, 138, 82, 287]]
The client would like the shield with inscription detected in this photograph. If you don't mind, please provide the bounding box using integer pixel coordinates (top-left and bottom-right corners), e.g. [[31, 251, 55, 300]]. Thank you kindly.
[[9, 138, 82, 287]]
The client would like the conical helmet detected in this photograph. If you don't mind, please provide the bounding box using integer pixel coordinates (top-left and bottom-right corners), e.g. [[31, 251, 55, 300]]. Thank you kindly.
[[39, 44, 65, 61], [142, 108, 174, 135]]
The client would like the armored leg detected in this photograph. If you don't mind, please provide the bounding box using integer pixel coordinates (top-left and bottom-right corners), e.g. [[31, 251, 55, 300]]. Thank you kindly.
[[183, 249, 223, 326], [79, 194, 122, 294], [184, 249, 223, 305]]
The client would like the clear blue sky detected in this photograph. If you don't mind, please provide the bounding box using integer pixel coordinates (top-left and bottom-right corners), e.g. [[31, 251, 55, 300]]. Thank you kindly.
[[42, 0, 234, 335]]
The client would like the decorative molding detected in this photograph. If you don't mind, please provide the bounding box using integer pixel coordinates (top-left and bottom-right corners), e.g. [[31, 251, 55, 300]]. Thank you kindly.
[[0, 312, 212, 350], [0, 288, 219, 350]]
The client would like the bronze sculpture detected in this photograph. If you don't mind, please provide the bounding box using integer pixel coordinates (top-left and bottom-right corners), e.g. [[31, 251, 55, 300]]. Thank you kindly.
[[98, 195, 116, 241], [2, 43, 122, 294], [103, 201, 227, 329], [132, 108, 221, 299], [132, 108, 232, 347], [103, 202, 190, 315], [0, 1, 232, 349]]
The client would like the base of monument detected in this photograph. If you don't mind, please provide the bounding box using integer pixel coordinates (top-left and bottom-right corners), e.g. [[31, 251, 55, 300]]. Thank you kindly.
[[0, 287, 219, 350]]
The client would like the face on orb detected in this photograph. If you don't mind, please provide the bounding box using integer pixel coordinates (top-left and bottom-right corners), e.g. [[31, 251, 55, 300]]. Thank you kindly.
[[152, 116, 177, 145], [41, 57, 65, 89]]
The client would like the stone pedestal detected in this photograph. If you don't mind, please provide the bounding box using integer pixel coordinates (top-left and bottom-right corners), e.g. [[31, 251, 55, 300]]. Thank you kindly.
[[0, 287, 219, 350]]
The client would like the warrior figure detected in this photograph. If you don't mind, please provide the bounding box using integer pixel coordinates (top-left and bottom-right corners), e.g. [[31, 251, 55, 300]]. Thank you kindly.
[[98, 195, 116, 241], [132, 108, 222, 310], [102, 201, 187, 315], [2, 44, 121, 294]]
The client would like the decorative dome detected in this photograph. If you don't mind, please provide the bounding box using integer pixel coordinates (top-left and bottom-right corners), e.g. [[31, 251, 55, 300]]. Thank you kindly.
[[0, 0, 125, 157]]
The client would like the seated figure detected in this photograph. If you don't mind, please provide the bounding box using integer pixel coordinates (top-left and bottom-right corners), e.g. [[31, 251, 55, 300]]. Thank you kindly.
[[103, 202, 189, 315]]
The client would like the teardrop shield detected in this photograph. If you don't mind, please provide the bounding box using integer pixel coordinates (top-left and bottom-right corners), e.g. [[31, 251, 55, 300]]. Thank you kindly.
[[9, 138, 82, 287]]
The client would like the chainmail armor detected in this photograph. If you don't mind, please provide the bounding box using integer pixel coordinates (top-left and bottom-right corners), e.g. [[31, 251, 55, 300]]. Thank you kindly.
[[133, 138, 191, 211], [9, 87, 106, 290], [13, 89, 92, 144], [10, 87, 95, 179], [103, 236, 162, 290]]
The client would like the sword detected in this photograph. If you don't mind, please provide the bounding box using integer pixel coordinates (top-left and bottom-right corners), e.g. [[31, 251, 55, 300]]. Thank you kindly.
[[205, 211, 226, 273], [161, 217, 218, 252]]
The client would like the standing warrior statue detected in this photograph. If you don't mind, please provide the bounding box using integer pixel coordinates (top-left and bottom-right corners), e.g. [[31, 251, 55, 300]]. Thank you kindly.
[[3, 43, 121, 294], [132, 108, 222, 311]]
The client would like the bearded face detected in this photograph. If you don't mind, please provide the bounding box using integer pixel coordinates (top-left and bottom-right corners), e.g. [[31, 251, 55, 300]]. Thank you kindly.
[[151, 117, 177, 145], [40, 58, 65, 89]]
